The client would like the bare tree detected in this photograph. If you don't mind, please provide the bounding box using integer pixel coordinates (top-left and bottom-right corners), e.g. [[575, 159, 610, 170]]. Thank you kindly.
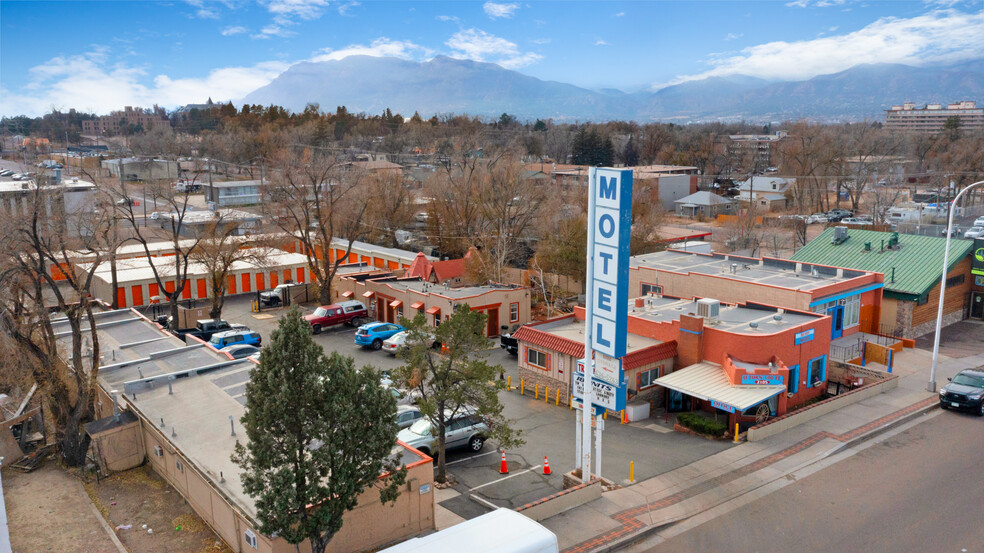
[[841, 123, 902, 213], [189, 221, 271, 319]]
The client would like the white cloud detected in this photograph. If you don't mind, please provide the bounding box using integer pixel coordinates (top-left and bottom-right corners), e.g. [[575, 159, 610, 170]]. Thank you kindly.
[[446, 28, 542, 69], [786, 0, 847, 7], [252, 24, 296, 39], [0, 48, 289, 117], [310, 38, 433, 62], [614, 11, 625, 17], [595, 40, 608, 46], [530, 38, 551, 44], [186, 0, 219, 19], [221, 26, 247, 36], [336, 1, 360, 16], [483, 2, 519, 19], [655, 9, 984, 88], [262, 0, 331, 20], [726, 32, 743, 40], [437, 15, 459, 22]]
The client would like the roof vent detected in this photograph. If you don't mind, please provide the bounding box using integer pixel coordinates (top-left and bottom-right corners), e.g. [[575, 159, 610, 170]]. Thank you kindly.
[[831, 226, 848, 245], [773, 314, 782, 322], [749, 322, 759, 329], [696, 298, 720, 322]]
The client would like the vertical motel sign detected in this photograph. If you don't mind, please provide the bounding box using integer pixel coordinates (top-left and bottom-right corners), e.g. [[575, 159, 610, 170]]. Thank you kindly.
[[589, 168, 632, 360]]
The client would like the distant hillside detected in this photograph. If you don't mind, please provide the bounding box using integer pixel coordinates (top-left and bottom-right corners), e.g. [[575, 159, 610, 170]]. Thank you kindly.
[[241, 56, 984, 123]]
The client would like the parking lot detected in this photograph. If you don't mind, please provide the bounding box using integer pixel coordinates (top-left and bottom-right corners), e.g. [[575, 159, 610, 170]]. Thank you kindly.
[[162, 294, 734, 521]]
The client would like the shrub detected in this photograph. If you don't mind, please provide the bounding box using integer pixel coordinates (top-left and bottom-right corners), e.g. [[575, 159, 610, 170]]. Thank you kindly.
[[676, 412, 728, 437]]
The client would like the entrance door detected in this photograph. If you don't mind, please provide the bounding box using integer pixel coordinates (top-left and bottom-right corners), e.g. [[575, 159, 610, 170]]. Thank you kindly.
[[486, 308, 499, 337], [971, 292, 984, 320], [666, 390, 691, 413], [827, 305, 844, 339]]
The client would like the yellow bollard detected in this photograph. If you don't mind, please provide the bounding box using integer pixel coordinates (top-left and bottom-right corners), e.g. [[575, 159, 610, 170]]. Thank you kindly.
[[603, 410, 607, 420], [555, 389, 560, 406], [629, 461, 635, 483], [734, 423, 740, 443], [520, 379, 525, 396], [569, 394, 573, 410], [507, 376, 512, 391], [545, 386, 549, 403], [621, 410, 627, 424], [535, 384, 539, 400]]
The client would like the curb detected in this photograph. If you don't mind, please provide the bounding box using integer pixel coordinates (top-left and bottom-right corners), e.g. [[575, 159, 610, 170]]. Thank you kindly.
[[584, 399, 940, 553]]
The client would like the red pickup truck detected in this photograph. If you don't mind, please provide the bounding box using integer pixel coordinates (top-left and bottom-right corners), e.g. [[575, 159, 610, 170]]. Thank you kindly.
[[304, 300, 369, 334]]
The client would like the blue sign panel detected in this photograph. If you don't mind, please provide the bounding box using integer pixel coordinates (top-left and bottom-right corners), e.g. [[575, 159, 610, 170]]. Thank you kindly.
[[794, 328, 815, 345], [740, 374, 785, 386], [710, 400, 736, 413], [589, 168, 633, 359]]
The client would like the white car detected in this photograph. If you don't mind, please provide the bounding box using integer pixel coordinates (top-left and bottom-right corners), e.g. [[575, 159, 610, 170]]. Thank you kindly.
[[381, 331, 440, 355], [841, 218, 872, 226], [964, 226, 984, 239], [973, 216, 984, 228], [806, 214, 829, 224]]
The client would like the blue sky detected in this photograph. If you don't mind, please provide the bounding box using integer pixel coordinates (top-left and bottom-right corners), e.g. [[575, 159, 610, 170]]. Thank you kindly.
[[1, 0, 982, 116]]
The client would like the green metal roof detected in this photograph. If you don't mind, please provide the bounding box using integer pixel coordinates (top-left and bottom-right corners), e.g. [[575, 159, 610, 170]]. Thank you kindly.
[[790, 228, 973, 297]]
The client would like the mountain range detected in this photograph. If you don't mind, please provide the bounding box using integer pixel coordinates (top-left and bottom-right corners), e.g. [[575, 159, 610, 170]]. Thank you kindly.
[[241, 55, 984, 123]]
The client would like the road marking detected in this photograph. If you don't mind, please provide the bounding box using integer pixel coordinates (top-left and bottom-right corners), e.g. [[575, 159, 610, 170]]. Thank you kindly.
[[447, 450, 498, 465], [469, 493, 499, 510], [469, 465, 542, 492]]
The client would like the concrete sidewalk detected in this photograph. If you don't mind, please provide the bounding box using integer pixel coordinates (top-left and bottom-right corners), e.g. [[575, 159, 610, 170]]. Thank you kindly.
[[541, 345, 981, 553]]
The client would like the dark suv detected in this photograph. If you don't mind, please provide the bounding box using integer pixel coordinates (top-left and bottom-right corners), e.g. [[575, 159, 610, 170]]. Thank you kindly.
[[939, 369, 984, 416]]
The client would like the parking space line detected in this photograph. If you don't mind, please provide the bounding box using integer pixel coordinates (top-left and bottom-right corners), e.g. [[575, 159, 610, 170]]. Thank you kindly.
[[469, 465, 542, 492], [447, 450, 498, 465], [469, 493, 499, 510]]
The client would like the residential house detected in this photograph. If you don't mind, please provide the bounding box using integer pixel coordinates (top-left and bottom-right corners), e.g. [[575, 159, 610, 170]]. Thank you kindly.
[[674, 191, 736, 218]]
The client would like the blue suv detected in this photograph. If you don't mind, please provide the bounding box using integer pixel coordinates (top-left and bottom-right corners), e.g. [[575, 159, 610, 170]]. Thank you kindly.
[[209, 330, 262, 350], [355, 322, 404, 350]]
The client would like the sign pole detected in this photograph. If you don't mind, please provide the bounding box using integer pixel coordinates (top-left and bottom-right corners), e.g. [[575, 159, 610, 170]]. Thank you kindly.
[[581, 167, 598, 479], [574, 408, 582, 471], [595, 416, 604, 478]]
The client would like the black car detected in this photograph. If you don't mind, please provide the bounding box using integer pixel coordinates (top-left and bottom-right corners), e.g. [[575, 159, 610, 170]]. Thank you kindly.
[[939, 369, 984, 416]]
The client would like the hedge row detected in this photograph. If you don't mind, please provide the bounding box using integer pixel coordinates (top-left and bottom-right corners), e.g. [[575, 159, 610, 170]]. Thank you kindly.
[[676, 412, 728, 437]]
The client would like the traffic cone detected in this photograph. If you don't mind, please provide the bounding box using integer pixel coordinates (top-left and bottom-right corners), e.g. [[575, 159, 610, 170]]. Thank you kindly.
[[543, 455, 551, 475], [499, 450, 508, 474]]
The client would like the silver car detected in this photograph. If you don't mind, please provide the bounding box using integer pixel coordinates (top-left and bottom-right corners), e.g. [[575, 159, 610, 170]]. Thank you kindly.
[[396, 405, 424, 429], [396, 410, 489, 460]]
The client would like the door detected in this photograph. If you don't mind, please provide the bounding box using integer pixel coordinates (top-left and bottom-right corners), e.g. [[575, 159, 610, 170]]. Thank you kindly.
[[971, 292, 984, 320], [241, 273, 251, 293], [486, 308, 499, 337], [256, 273, 265, 291], [131, 285, 143, 306], [827, 305, 844, 339], [196, 279, 207, 299], [666, 390, 691, 413]]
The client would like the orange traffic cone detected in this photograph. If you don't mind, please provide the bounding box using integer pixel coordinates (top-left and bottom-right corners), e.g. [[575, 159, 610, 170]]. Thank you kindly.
[[499, 450, 508, 474], [543, 455, 551, 475]]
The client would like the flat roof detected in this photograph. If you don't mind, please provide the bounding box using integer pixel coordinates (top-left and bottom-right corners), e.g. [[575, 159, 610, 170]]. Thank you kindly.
[[330, 238, 434, 262], [653, 361, 786, 412], [0, 178, 96, 193], [57, 311, 426, 521], [80, 248, 309, 284], [630, 296, 819, 334], [158, 208, 260, 224], [377, 279, 524, 299], [631, 250, 870, 292], [205, 179, 266, 188], [530, 317, 661, 353]]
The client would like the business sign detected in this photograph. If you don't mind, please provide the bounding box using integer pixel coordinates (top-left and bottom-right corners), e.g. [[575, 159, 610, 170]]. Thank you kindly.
[[573, 372, 625, 411], [794, 328, 815, 345], [589, 168, 633, 359], [740, 374, 784, 386], [972, 239, 984, 277], [710, 400, 736, 413], [581, 353, 621, 386]]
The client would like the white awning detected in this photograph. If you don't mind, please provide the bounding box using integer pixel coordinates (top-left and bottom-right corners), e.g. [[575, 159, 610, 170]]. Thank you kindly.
[[653, 361, 785, 413]]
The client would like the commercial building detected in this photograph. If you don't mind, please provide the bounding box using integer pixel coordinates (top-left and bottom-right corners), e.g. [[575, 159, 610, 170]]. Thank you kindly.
[[884, 101, 984, 133], [513, 295, 831, 428], [791, 228, 974, 338], [82, 106, 171, 136], [73, 310, 434, 553], [712, 131, 787, 173], [79, 249, 311, 308], [279, 236, 430, 271], [102, 157, 180, 181], [629, 249, 884, 342], [335, 277, 530, 337], [157, 208, 262, 237], [532, 164, 699, 210], [0, 177, 97, 236], [204, 179, 266, 207]]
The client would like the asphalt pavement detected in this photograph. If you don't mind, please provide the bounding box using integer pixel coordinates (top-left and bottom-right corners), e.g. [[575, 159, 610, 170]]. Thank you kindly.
[[649, 409, 984, 553]]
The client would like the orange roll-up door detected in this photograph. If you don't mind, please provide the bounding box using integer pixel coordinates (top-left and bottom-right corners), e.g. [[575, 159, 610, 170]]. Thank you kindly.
[[131, 285, 144, 306], [241, 273, 251, 293], [256, 273, 265, 290], [227, 275, 237, 294], [117, 287, 127, 308], [148, 283, 160, 303], [196, 279, 207, 299]]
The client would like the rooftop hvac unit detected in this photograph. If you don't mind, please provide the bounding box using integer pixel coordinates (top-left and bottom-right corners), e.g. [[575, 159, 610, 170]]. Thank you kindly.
[[645, 295, 660, 307], [831, 226, 848, 245], [696, 298, 720, 322], [153, 445, 163, 457]]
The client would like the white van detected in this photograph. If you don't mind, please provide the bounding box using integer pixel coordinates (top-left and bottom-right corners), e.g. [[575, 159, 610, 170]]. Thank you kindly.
[[379, 509, 558, 553]]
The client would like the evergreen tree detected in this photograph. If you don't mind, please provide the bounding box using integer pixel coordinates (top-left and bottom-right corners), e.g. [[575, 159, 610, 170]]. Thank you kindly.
[[394, 310, 522, 483], [233, 308, 406, 553], [571, 128, 614, 166], [622, 135, 639, 166], [533, 119, 548, 132]]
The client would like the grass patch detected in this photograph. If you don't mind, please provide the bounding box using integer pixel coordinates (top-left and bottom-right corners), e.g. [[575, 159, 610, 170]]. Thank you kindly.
[[677, 412, 728, 437]]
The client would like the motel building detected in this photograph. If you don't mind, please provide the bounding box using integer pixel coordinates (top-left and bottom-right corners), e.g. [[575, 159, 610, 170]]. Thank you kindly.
[[513, 294, 832, 429]]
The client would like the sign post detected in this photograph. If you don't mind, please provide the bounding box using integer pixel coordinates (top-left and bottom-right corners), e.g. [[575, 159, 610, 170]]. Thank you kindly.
[[580, 167, 632, 481]]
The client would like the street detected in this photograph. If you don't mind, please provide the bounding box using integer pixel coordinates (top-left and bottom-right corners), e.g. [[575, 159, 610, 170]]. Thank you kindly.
[[650, 410, 984, 553]]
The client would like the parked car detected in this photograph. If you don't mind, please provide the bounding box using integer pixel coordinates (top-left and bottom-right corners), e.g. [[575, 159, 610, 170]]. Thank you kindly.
[[396, 405, 424, 429], [355, 322, 405, 350], [169, 318, 247, 342], [304, 300, 368, 333], [381, 330, 440, 355], [939, 369, 984, 416], [825, 209, 853, 222], [209, 330, 262, 350], [223, 344, 261, 359], [806, 214, 829, 224], [396, 409, 489, 460], [0, 170, 14, 176], [259, 282, 294, 306], [500, 332, 519, 355], [973, 216, 984, 228], [941, 226, 963, 237], [963, 226, 984, 239], [840, 218, 872, 226]]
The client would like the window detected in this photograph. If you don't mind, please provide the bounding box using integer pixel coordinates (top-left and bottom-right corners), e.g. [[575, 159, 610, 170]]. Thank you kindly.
[[244, 529, 258, 549], [844, 295, 860, 327], [807, 356, 826, 387], [638, 367, 661, 389], [946, 274, 965, 287], [788, 365, 800, 394], [175, 460, 184, 472], [397, 306, 403, 318], [641, 283, 662, 296], [510, 302, 519, 323], [526, 347, 548, 369]]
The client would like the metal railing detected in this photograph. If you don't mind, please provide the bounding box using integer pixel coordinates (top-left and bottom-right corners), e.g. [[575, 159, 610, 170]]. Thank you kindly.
[[830, 343, 862, 362]]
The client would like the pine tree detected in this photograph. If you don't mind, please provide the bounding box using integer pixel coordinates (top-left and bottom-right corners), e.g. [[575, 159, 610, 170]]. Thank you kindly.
[[232, 307, 406, 553], [394, 309, 522, 483]]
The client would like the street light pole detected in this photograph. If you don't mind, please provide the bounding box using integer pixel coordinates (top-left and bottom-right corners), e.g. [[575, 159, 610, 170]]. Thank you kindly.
[[928, 179, 984, 392]]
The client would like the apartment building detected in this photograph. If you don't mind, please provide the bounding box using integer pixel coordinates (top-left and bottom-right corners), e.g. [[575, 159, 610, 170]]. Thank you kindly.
[[82, 106, 171, 136], [884, 101, 984, 133]]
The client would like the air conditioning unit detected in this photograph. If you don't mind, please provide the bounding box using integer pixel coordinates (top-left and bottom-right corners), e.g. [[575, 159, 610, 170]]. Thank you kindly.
[[696, 298, 720, 322], [244, 529, 258, 549], [153, 445, 163, 457]]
